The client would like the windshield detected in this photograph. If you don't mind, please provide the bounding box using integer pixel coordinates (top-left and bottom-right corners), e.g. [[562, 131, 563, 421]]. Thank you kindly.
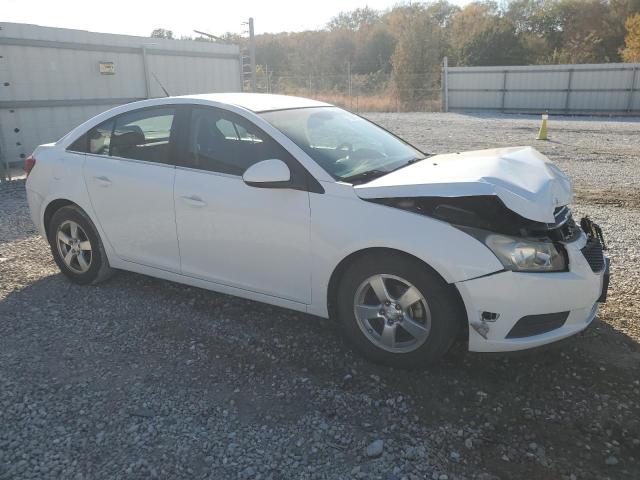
[[260, 107, 425, 183]]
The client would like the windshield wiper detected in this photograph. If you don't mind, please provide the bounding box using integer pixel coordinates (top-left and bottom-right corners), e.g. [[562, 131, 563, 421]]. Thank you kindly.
[[390, 155, 432, 172], [341, 169, 388, 185], [342, 156, 433, 185]]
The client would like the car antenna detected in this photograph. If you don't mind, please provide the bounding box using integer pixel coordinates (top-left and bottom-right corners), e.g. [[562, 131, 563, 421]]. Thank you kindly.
[[151, 72, 170, 97]]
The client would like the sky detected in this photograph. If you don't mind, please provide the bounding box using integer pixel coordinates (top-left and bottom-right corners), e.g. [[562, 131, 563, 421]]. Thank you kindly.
[[3, 0, 472, 38]]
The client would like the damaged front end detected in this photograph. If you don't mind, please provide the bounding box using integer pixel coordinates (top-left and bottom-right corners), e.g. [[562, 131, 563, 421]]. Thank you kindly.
[[371, 195, 579, 240], [371, 195, 610, 342], [371, 195, 582, 273]]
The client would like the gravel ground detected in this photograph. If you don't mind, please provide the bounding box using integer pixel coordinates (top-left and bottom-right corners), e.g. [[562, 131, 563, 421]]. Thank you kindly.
[[1, 112, 639, 480]]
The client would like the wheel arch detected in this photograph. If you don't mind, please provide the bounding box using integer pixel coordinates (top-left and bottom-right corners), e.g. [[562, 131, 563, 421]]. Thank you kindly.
[[326, 247, 468, 331], [43, 199, 78, 240]]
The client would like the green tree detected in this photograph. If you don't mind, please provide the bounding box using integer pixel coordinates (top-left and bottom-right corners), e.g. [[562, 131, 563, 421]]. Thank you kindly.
[[602, 0, 640, 61], [392, 4, 450, 106], [505, 0, 562, 63], [327, 7, 380, 31], [458, 21, 528, 65], [353, 26, 396, 73], [451, 2, 527, 66]]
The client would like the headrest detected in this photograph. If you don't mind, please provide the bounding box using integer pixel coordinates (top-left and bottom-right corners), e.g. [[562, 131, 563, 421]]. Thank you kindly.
[[112, 125, 145, 148]]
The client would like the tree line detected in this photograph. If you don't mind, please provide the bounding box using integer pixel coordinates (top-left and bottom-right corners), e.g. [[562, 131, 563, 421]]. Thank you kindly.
[[153, 0, 640, 107]]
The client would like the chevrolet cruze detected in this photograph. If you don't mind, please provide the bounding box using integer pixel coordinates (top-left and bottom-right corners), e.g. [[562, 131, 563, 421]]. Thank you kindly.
[[25, 93, 610, 367]]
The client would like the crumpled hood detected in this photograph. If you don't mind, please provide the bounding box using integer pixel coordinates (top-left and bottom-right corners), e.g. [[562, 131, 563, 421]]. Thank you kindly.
[[354, 146, 572, 223]]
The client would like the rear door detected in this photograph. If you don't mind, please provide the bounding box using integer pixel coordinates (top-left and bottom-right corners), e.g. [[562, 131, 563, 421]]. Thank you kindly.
[[82, 106, 182, 272]]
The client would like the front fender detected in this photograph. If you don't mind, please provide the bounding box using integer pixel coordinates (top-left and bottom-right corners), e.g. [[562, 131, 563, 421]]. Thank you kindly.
[[308, 183, 503, 317]]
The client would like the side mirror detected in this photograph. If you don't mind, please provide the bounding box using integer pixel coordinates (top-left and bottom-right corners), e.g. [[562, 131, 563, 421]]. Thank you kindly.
[[243, 159, 291, 188]]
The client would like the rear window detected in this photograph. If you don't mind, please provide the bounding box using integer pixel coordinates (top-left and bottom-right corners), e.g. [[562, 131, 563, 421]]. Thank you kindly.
[[65, 107, 176, 164]]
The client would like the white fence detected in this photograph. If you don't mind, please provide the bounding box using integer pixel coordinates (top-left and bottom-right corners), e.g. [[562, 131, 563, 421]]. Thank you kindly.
[[0, 23, 242, 179], [442, 61, 640, 115]]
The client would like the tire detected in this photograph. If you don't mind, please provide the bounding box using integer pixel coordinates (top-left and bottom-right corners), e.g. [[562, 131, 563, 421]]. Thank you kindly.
[[336, 252, 462, 369], [48, 205, 114, 285]]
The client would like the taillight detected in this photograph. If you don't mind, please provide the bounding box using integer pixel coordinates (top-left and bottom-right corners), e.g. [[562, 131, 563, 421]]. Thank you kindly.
[[24, 154, 36, 177]]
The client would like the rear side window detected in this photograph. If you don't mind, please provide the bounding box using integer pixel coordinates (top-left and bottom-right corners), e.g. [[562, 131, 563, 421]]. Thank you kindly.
[[68, 133, 88, 153], [187, 107, 287, 175], [110, 108, 176, 163], [67, 120, 114, 154], [88, 120, 115, 155]]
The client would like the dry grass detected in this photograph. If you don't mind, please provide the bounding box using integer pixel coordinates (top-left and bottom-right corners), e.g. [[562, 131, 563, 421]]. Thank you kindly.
[[280, 91, 442, 113], [310, 93, 399, 112]]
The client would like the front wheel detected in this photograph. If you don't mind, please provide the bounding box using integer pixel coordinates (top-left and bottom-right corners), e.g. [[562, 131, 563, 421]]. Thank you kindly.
[[337, 253, 462, 368]]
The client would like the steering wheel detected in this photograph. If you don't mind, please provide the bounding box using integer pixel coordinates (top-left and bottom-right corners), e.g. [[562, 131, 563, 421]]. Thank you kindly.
[[337, 142, 353, 154], [336, 142, 353, 163]]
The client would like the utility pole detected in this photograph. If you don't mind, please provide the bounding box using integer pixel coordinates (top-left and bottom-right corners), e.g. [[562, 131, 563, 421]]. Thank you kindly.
[[249, 17, 256, 92], [265, 64, 270, 93], [347, 60, 352, 109], [442, 56, 449, 113]]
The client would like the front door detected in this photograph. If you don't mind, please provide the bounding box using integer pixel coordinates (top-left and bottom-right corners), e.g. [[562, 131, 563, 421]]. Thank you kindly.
[[174, 106, 312, 303]]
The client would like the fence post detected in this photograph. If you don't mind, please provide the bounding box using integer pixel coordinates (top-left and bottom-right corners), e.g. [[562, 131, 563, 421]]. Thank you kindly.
[[564, 68, 574, 112], [501, 70, 508, 111], [442, 57, 449, 112], [141, 46, 151, 99], [248, 18, 256, 92], [628, 66, 637, 113], [0, 142, 7, 182], [347, 61, 352, 110]]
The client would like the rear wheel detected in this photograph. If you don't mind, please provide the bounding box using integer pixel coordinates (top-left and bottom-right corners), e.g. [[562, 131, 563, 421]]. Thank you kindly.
[[48, 205, 114, 285], [337, 253, 462, 368]]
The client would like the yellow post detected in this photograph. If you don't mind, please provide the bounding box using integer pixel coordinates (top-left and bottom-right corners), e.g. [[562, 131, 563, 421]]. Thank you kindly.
[[536, 113, 548, 141]]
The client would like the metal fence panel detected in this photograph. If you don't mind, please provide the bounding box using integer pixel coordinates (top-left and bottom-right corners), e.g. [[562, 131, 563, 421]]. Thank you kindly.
[[0, 22, 242, 178], [506, 91, 567, 110], [444, 62, 640, 115]]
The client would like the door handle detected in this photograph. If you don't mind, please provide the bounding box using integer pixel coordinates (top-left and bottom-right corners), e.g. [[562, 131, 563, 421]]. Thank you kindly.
[[180, 194, 207, 207], [93, 175, 112, 187]]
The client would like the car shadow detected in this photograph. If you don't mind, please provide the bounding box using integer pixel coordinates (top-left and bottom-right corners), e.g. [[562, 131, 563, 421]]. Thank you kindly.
[[2, 268, 637, 383]]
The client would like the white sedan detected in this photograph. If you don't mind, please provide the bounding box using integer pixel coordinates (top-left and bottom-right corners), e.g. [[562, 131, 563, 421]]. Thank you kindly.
[[25, 93, 609, 368]]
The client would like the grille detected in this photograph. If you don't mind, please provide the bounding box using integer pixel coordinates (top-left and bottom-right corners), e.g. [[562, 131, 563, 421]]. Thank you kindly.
[[581, 237, 605, 273], [547, 207, 581, 242]]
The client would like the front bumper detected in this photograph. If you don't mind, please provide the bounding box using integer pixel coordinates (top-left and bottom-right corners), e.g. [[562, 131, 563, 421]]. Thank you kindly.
[[457, 232, 608, 353]]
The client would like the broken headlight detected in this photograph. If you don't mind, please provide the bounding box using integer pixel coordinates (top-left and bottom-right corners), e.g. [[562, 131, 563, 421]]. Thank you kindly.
[[463, 229, 567, 272]]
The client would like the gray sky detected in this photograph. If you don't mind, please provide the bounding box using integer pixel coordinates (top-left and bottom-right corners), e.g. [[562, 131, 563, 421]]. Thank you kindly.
[[3, 0, 472, 37]]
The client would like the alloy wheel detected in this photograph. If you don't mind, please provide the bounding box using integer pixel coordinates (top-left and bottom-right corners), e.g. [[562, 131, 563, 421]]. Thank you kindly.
[[56, 220, 92, 274], [353, 274, 431, 353]]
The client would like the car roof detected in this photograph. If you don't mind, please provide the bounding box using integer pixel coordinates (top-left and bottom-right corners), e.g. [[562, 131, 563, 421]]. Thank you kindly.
[[174, 92, 332, 112]]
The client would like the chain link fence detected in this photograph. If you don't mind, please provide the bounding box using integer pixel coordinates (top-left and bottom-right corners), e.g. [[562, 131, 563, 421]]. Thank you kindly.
[[250, 68, 443, 113]]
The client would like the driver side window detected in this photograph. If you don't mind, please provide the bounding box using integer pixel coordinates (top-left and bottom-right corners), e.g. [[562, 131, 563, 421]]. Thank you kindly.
[[186, 108, 286, 176]]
